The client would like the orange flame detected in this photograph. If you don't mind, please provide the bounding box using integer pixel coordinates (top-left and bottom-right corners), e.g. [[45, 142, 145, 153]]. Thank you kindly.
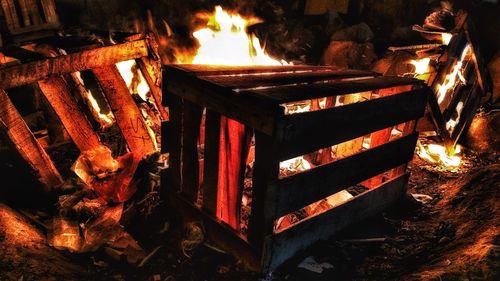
[[436, 44, 471, 104], [417, 141, 462, 168], [75, 72, 114, 128], [183, 6, 288, 66], [410, 57, 431, 75]]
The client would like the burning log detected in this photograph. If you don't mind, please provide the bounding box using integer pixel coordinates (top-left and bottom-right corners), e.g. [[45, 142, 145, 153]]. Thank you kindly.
[[0, 40, 148, 89], [0, 89, 62, 190]]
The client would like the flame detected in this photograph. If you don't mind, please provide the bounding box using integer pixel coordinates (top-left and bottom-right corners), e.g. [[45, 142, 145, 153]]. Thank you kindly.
[[410, 57, 431, 75], [441, 33, 453, 45], [75, 72, 114, 128], [417, 141, 462, 167], [446, 101, 464, 133], [436, 44, 471, 104], [116, 60, 151, 102], [186, 6, 288, 66], [280, 156, 312, 177]]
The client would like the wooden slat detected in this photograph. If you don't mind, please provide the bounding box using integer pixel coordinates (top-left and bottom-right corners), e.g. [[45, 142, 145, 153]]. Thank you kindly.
[[201, 69, 377, 89], [1, 0, 20, 30], [263, 173, 409, 272], [136, 57, 168, 120], [278, 88, 428, 160], [202, 110, 221, 215], [170, 64, 345, 76], [40, 0, 59, 24], [0, 89, 62, 189], [93, 65, 156, 157], [26, 0, 42, 25], [164, 65, 279, 135], [0, 40, 149, 89], [274, 133, 418, 219], [450, 83, 482, 146], [247, 132, 280, 247], [17, 0, 31, 27], [37, 77, 101, 152], [163, 93, 183, 192], [216, 117, 252, 230], [240, 76, 422, 103], [181, 100, 203, 202]]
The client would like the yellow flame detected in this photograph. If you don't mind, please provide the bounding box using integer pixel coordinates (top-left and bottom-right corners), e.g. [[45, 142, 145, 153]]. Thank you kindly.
[[436, 44, 471, 104], [74, 72, 114, 128], [116, 60, 150, 102], [280, 156, 312, 176], [417, 142, 462, 167], [441, 33, 453, 45], [190, 6, 288, 66], [410, 57, 431, 75]]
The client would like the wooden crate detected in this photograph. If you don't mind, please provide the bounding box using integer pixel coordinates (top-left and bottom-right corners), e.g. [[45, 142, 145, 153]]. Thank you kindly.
[[162, 64, 429, 272]]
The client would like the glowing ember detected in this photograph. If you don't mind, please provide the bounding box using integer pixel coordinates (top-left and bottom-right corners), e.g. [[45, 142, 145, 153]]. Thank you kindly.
[[116, 60, 151, 102], [410, 57, 431, 75], [436, 44, 471, 104], [189, 6, 288, 66], [417, 141, 462, 167], [441, 33, 453, 45]]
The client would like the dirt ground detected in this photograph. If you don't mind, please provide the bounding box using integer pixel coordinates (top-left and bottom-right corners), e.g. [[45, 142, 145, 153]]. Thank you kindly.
[[0, 150, 498, 281]]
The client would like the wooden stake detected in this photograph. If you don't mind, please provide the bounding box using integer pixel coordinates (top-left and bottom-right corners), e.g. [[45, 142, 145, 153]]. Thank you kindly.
[[0, 89, 62, 189]]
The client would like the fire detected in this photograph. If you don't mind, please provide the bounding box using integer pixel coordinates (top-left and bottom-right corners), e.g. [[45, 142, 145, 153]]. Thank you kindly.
[[436, 44, 471, 104], [441, 33, 453, 45], [280, 156, 312, 178], [187, 6, 288, 66], [417, 141, 462, 168], [410, 57, 431, 75], [116, 60, 151, 102], [74, 72, 114, 128]]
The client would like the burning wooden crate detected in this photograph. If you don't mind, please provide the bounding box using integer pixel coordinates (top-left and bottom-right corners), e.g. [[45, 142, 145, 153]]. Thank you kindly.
[[162, 64, 430, 272], [0, 33, 164, 196], [392, 11, 490, 151]]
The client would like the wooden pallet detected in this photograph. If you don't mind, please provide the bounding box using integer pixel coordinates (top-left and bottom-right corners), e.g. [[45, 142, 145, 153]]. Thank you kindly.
[[410, 11, 489, 150], [162, 64, 429, 272], [0, 34, 164, 192]]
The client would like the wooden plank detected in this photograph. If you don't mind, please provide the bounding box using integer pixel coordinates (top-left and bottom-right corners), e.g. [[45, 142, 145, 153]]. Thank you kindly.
[[170, 64, 350, 76], [202, 110, 221, 215], [163, 93, 183, 192], [450, 83, 482, 146], [40, 0, 59, 24], [37, 77, 101, 152], [263, 173, 409, 272], [201, 69, 377, 89], [240, 76, 423, 104], [181, 100, 203, 202], [165, 65, 279, 135], [216, 117, 252, 230], [0, 89, 62, 190], [17, 0, 31, 27], [278, 88, 428, 161], [1, 0, 20, 30], [274, 133, 417, 219], [93, 65, 157, 157], [136, 57, 168, 120], [0, 40, 148, 89], [247, 132, 279, 247], [26, 0, 42, 25]]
